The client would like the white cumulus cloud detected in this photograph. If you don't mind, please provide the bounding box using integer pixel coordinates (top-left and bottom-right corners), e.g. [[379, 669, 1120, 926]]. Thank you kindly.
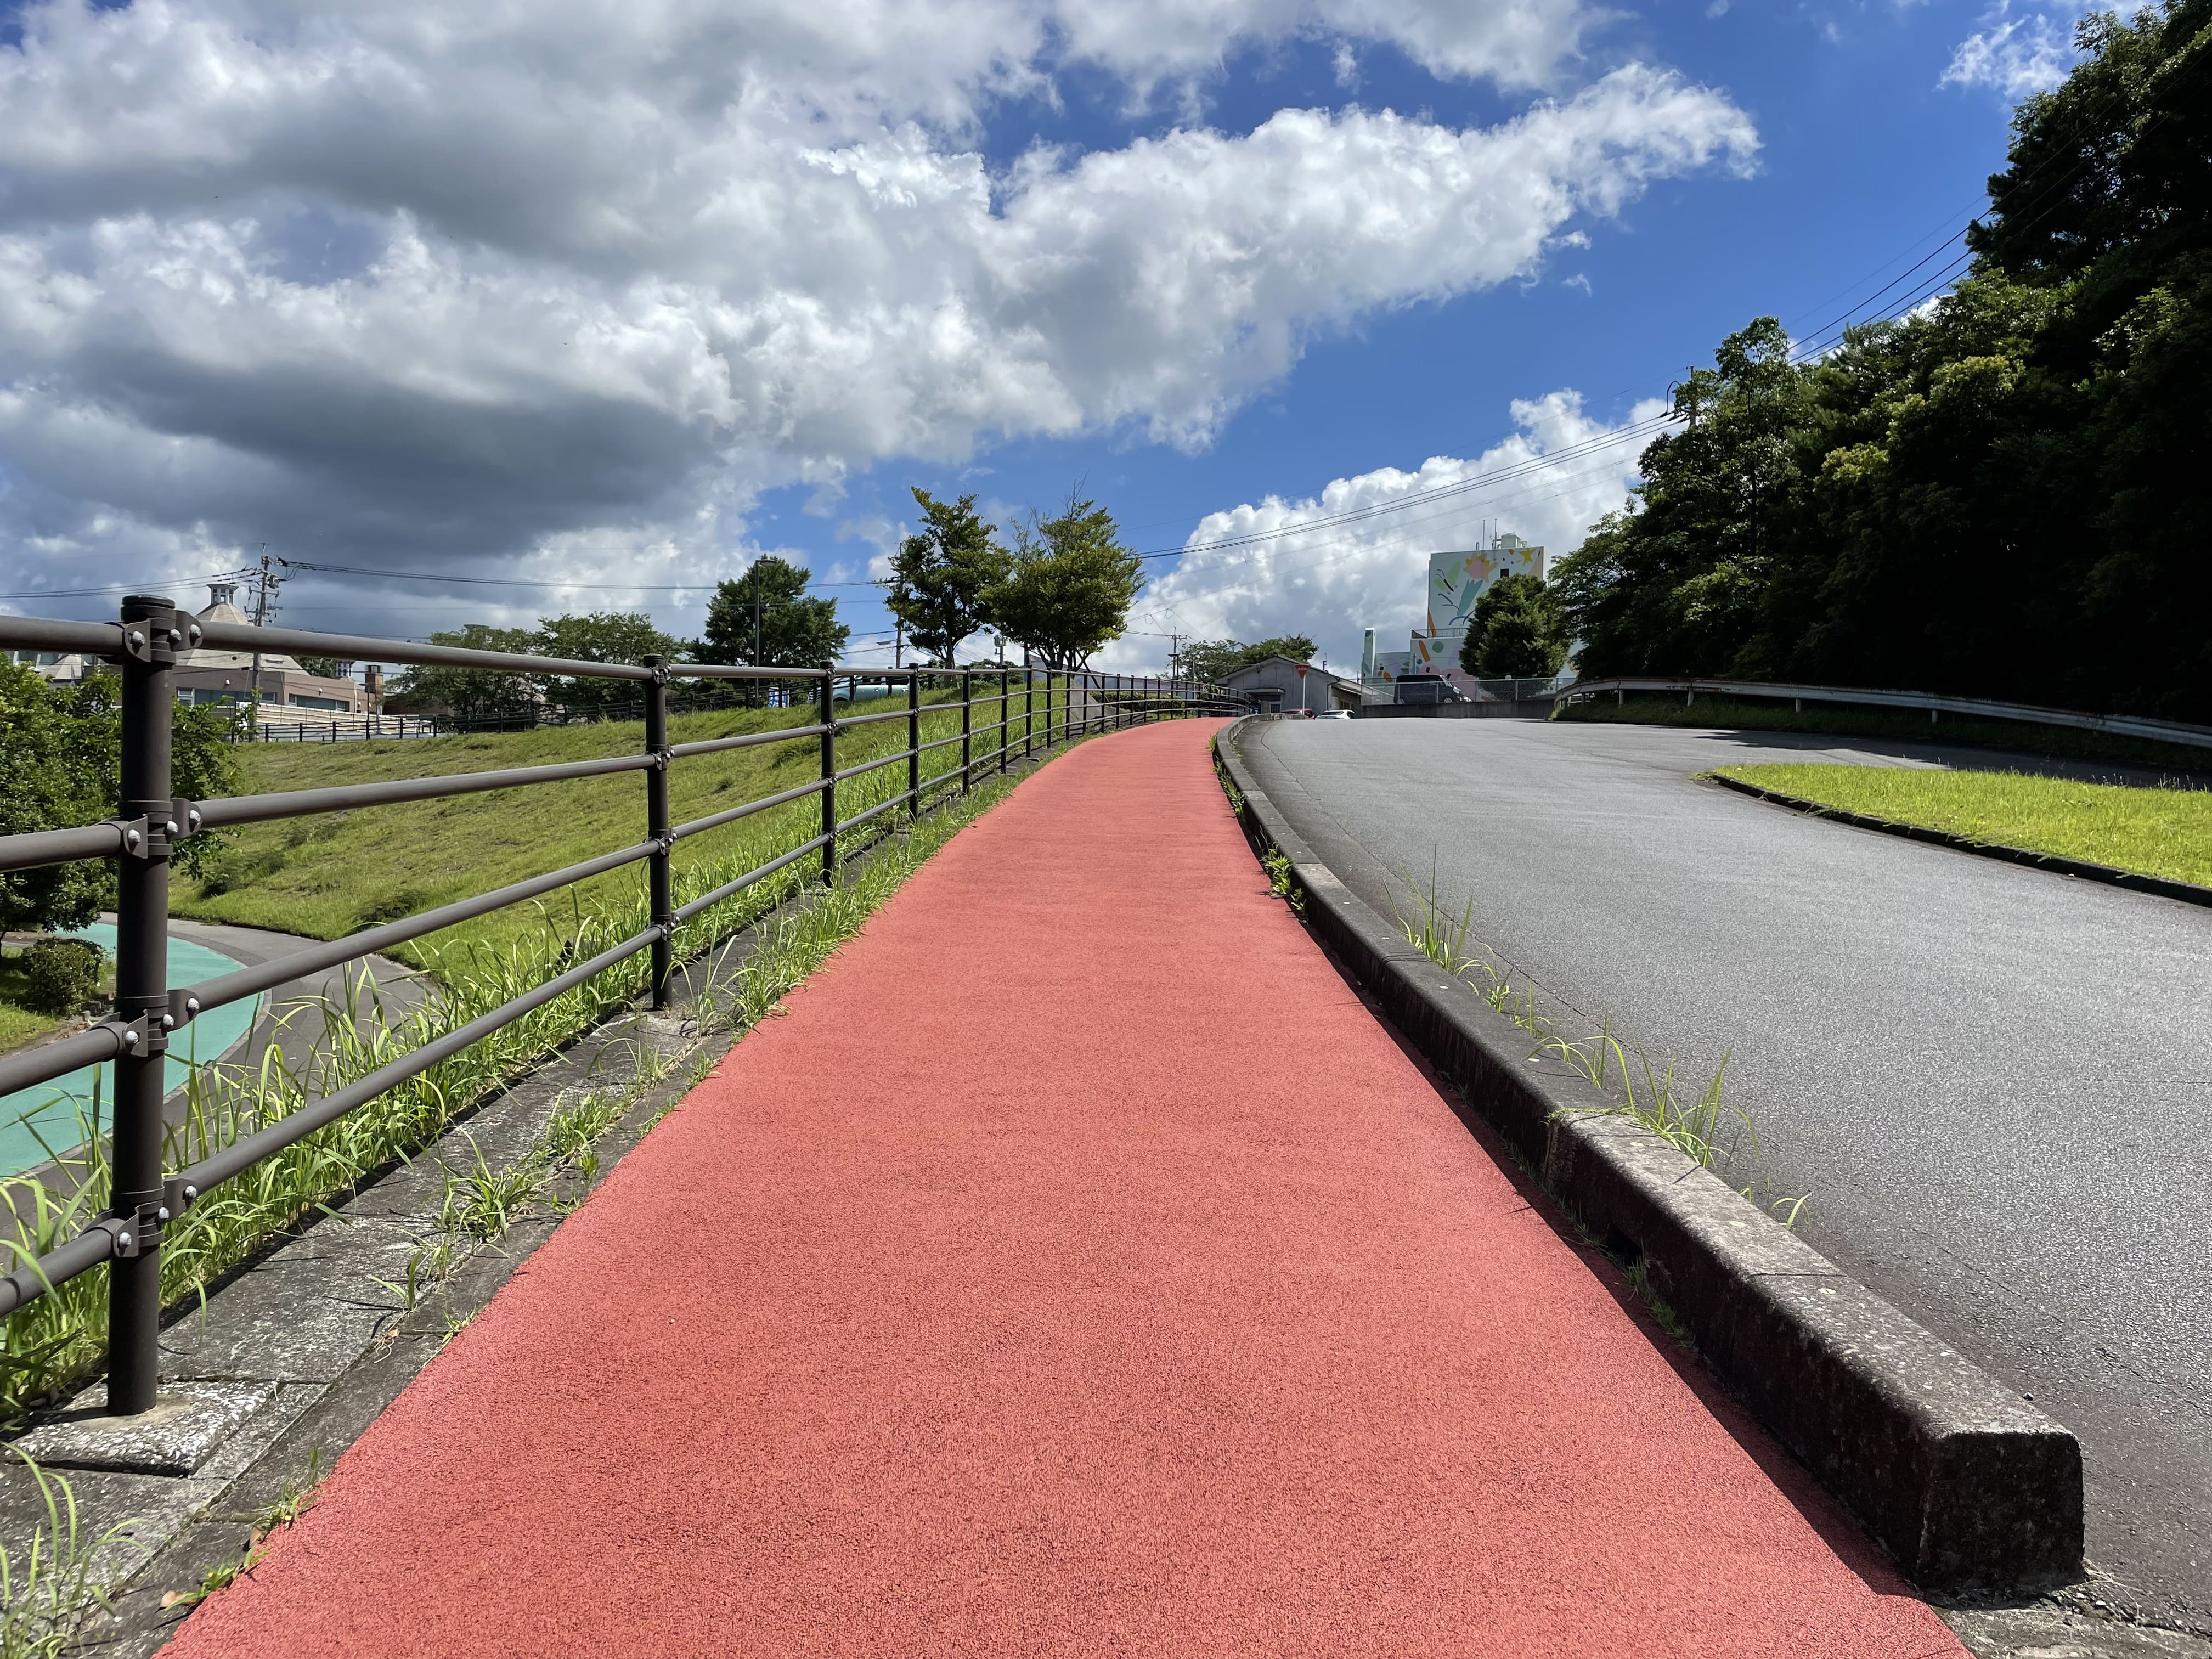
[[0, 0, 1753, 630], [1119, 389, 1669, 672]]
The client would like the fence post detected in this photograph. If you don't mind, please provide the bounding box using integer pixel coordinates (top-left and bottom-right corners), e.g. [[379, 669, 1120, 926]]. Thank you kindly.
[[907, 669, 922, 817], [643, 656, 674, 1011], [999, 667, 1010, 772], [110, 594, 178, 1416], [818, 665, 837, 884], [1024, 668, 1035, 762], [960, 670, 973, 793]]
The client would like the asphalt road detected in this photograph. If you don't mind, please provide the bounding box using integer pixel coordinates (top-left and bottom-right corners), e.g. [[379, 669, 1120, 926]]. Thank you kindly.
[[1237, 715, 2212, 1633]]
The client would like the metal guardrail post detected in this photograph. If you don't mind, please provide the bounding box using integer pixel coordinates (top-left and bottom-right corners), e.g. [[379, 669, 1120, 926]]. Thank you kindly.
[[998, 667, 1010, 772], [643, 656, 674, 1010], [1023, 667, 1035, 761], [817, 664, 837, 884], [907, 669, 922, 816], [110, 594, 177, 1415]]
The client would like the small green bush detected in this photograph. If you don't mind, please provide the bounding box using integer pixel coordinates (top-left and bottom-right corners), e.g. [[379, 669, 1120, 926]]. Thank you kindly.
[[18, 938, 104, 1015]]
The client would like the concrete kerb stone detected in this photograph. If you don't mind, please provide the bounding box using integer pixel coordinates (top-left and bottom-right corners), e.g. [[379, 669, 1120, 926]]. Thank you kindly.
[[1214, 717, 2084, 1594]]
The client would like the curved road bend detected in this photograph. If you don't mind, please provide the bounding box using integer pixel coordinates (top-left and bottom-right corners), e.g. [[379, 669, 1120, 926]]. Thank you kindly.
[[1235, 716, 2212, 1628]]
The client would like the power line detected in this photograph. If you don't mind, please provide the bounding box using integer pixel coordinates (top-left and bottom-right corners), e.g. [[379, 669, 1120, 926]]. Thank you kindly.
[[0, 568, 253, 601], [276, 557, 884, 592]]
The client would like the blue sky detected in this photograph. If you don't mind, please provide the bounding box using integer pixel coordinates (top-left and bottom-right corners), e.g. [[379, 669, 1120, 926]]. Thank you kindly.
[[0, 0, 2076, 670]]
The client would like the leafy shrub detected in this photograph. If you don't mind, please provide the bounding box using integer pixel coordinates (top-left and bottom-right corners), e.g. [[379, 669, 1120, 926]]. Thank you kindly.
[[0, 662, 242, 934], [18, 939, 104, 1016]]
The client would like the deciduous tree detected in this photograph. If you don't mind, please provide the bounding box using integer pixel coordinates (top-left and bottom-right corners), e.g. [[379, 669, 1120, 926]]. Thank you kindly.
[[1179, 636, 1318, 684], [391, 624, 539, 724], [888, 490, 1010, 665], [987, 495, 1143, 670], [1459, 573, 1567, 679]]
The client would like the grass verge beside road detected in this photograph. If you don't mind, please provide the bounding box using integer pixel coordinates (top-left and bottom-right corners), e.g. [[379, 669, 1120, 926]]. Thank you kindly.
[[1711, 763, 2212, 889]]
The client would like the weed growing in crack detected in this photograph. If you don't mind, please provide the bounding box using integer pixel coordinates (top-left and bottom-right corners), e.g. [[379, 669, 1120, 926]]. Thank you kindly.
[[435, 1134, 547, 1247], [253, 1448, 323, 1536], [1376, 853, 1804, 1218], [1389, 857, 1486, 978], [1211, 753, 1247, 812], [543, 1092, 627, 1182], [1258, 848, 1305, 915], [166, 1447, 328, 1614], [0, 1459, 134, 1656]]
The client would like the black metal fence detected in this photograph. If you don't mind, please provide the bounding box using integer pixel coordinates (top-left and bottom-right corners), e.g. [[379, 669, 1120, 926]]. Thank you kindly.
[[0, 596, 1244, 1415]]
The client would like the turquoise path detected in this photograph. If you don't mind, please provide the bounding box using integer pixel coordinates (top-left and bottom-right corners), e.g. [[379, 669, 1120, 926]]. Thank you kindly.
[[0, 924, 259, 1178]]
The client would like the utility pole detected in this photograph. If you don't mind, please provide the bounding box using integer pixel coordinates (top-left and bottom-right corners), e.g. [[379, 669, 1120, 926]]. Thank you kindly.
[[246, 545, 284, 733]]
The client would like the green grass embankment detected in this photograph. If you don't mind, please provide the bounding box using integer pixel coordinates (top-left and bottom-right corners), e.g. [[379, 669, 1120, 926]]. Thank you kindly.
[[1558, 693, 2212, 777], [1711, 763, 2212, 889], [173, 686, 1054, 965]]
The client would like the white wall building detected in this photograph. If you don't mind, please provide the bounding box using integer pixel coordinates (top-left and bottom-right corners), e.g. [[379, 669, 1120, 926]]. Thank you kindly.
[[1364, 534, 1547, 701]]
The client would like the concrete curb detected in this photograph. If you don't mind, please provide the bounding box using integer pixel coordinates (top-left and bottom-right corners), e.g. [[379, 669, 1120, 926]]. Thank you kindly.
[[1214, 719, 2083, 1593], [1706, 771, 2212, 910]]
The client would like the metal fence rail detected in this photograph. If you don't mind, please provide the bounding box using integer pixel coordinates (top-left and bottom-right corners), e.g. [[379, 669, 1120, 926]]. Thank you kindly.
[[1561, 676, 2212, 753], [251, 714, 445, 742], [0, 598, 1244, 1413]]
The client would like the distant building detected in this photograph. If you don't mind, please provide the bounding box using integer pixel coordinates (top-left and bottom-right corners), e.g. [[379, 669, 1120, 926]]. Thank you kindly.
[[4, 647, 91, 683], [1224, 655, 1361, 715], [172, 585, 373, 719], [7, 586, 376, 721], [1365, 534, 1547, 701]]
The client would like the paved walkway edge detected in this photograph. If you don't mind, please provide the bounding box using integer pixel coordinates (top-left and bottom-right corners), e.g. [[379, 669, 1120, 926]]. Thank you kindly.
[[1216, 717, 2083, 1593], [1703, 772, 2212, 909]]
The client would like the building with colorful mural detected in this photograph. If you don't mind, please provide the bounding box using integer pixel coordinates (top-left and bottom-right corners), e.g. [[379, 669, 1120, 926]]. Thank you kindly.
[[1362, 534, 1545, 700]]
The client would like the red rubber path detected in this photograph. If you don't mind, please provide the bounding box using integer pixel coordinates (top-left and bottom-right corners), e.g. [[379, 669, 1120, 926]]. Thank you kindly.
[[169, 720, 1964, 1658]]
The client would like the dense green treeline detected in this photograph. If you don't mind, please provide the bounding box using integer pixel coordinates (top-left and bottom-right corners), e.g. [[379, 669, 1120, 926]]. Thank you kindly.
[[1556, 1, 2211, 720]]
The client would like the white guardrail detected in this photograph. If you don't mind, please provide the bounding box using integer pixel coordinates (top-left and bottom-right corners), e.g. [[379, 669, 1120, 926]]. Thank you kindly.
[[1560, 676, 2212, 754]]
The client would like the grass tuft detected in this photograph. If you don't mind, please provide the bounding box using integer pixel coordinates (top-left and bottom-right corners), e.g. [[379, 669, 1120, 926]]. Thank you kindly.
[[0, 1458, 134, 1655]]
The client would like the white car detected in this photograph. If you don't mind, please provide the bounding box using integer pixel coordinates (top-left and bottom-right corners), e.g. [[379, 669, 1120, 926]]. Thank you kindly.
[[1314, 708, 1353, 720]]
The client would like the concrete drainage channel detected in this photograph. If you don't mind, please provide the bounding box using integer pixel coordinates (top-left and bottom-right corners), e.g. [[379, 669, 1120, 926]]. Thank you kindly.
[[1212, 719, 2130, 1650]]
